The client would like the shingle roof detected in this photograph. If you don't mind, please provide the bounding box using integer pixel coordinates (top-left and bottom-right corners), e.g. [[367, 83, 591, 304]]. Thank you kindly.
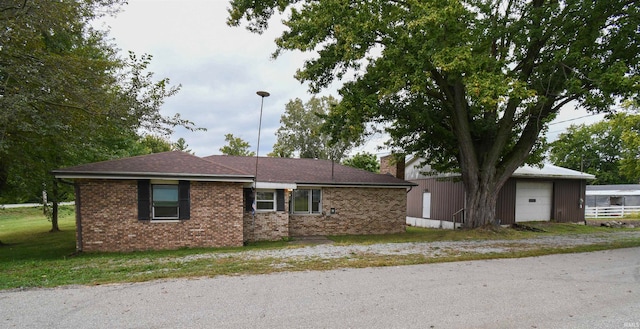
[[53, 152, 414, 187], [204, 155, 415, 187], [53, 151, 252, 180]]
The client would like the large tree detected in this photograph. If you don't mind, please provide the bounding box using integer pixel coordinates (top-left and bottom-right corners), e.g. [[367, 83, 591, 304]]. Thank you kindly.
[[229, 0, 639, 227], [271, 96, 351, 160], [1, 0, 199, 232]]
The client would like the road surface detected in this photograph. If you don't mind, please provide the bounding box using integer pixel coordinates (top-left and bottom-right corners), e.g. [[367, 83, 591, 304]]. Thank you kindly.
[[1, 247, 639, 328]]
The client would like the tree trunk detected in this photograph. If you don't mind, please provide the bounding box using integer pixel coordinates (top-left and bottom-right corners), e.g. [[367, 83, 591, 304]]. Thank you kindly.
[[458, 153, 512, 228], [50, 180, 60, 232], [464, 181, 500, 228]]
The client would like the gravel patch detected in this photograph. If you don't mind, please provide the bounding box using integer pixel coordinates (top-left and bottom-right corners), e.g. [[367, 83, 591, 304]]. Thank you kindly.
[[169, 231, 640, 264]]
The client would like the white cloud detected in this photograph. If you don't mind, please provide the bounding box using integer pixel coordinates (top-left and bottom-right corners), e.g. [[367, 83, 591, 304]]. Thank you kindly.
[[99, 0, 321, 156], [100, 0, 605, 158]]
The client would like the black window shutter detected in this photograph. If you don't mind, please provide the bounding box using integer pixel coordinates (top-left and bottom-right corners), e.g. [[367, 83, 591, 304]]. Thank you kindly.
[[137, 180, 150, 220], [243, 188, 253, 212], [276, 189, 285, 211], [178, 180, 190, 220]]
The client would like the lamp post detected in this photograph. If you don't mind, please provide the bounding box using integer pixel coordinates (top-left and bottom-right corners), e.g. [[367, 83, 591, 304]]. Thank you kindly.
[[254, 91, 270, 184], [253, 91, 270, 222]]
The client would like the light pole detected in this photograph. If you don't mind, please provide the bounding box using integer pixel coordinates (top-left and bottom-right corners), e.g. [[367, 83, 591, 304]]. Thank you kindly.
[[254, 91, 270, 185], [253, 91, 270, 223]]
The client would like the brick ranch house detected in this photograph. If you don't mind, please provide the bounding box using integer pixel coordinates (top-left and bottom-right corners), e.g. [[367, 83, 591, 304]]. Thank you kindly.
[[53, 151, 414, 252]]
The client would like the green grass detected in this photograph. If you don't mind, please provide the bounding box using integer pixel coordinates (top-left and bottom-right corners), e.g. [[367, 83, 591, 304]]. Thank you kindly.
[[1, 207, 640, 290], [0, 206, 77, 261], [586, 218, 640, 225], [328, 221, 624, 244]]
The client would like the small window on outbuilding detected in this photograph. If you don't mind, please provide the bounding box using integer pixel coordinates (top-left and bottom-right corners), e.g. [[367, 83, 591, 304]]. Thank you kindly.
[[610, 196, 623, 206]]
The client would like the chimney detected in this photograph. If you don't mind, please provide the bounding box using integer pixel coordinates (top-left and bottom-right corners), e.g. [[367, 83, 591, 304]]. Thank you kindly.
[[380, 154, 405, 179]]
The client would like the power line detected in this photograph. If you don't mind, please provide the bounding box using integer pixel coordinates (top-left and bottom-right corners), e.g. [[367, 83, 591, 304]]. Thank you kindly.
[[548, 113, 603, 126]]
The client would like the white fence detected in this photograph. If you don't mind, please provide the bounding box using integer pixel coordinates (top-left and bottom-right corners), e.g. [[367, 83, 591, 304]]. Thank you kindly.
[[0, 202, 75, 209], [585, 206, 640, 219]]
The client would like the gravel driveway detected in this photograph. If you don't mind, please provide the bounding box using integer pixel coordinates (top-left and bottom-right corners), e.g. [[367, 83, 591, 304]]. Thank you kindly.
[[171, 230, 640, 264]]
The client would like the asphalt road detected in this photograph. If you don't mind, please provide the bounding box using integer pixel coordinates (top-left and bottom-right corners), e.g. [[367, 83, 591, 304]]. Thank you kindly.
[[1, 247, 639, 329]]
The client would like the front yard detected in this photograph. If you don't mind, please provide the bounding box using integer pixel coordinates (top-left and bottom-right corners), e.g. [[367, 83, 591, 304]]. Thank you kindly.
[[1, 206, 640, 290]]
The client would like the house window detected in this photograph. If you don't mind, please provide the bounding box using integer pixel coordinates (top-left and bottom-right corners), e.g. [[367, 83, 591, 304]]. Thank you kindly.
[[152, 184, 179, 219], [293, 189, 321, 214], [138, 180, 190, 221], [256, 190, 276, 211]]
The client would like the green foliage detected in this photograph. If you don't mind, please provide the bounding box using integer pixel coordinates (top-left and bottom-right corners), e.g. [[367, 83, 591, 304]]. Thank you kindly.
[[138, 135, 172, 154], [617, 113, 640, 183], [549, 113, 638, 184], [0, 0, 201, 204], [220, 134, 255, 156], [172, 137, 193, 154], [229, 0, 640, 227], [342, 152, 380, 173], [272, 96, 351, 160]]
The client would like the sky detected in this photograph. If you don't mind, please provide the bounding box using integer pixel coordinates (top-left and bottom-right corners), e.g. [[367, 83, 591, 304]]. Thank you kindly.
[[99, 0, 607, 158]]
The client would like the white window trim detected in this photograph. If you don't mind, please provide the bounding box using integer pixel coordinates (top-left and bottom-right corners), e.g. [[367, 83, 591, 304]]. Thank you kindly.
[[255, 189, 277, 212]]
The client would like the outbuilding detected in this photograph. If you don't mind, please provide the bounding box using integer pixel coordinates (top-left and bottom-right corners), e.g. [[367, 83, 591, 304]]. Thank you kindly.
[[585, 184, 640, 207], [383, 156, 595, 228]]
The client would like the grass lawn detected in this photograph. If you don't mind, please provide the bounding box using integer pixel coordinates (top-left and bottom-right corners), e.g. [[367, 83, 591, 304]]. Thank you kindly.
[[1, 206, 639, 290]]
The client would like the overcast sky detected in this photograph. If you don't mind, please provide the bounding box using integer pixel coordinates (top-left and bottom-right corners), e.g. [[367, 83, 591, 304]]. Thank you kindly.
[[100, 0, 606, 158]]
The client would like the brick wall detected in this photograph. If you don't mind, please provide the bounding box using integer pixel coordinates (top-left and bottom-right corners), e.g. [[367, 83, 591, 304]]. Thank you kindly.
[[77, 180, 244, 252], [243, 192, 289, 242], [289, 187, 407, 236]]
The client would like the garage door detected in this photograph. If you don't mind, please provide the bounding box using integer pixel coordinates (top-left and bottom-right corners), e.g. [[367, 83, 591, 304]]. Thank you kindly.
[[515, 181, 553, 222]]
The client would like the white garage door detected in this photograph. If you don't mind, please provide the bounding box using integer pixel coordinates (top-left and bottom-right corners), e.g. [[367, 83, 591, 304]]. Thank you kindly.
[[515, 181, 553, 222]]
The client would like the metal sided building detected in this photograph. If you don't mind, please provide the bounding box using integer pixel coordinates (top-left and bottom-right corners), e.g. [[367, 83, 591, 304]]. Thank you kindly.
[[398, 157, 595, 228], [585, 185, 640, 207]]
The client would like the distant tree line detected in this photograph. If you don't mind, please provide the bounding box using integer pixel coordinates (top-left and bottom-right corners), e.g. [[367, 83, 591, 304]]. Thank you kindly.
[[219, 95, 379, 173]]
